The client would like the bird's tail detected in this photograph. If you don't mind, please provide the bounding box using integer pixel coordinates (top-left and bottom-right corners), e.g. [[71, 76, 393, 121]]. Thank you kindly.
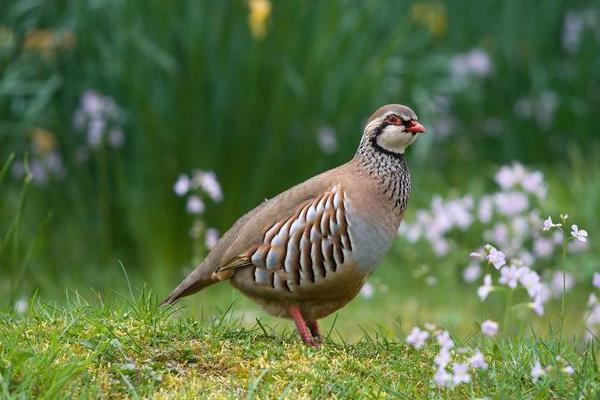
[[161, 264, 219, 305]]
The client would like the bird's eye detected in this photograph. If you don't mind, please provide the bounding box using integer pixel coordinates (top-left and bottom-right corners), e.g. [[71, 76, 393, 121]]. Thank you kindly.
[[386, 115, 402, 125]]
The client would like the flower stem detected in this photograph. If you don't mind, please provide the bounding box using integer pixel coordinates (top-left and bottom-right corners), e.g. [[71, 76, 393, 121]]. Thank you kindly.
[[503, 289, 514, 332], [559, 234, 569, 347]]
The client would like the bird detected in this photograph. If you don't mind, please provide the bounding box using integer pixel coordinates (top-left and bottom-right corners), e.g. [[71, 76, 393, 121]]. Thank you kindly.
[[163, 104, 426, 346]]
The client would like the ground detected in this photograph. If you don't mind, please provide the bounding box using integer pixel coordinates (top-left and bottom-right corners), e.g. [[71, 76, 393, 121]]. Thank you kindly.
[[1, 291, 598, 399]]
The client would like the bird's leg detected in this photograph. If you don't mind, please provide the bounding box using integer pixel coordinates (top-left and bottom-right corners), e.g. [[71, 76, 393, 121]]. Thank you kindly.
[[287, 304, 318, 347], [307, 320, 321, 341]]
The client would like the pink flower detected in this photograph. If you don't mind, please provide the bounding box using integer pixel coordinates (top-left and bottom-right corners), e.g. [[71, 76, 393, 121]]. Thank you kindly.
[[463, 263, 481, 283], [316, 126, 338, 154], [543, 216, 561, 231], [593, 273, 600, 289], [435, 348, 451, 368], [499, 265, 524, 289], [434, 367, 452, 388], [531, 360, 546, 383], [360, 282, 374, 299], [529, 292, 545, 316], [174, 174, 191, 196], [436, 331, 454, 349], [571, 224, 588, 242], [519, 269, 541, 298], [477, 274, 493, 301], [486, 246, 506, 269], [451, 363, 471, 385], [481, 320, 499, 337], [469, 349, 488, 370], [562, 365, 574, 375], [406, 327, 429, 349], [194, 170, 223, 203], [205, 228, 220, 249], [186, 196, 205, 214]]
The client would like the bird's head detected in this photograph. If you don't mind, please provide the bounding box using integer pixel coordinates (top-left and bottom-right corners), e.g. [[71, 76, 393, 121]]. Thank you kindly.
[[361, 104, 426, 155]]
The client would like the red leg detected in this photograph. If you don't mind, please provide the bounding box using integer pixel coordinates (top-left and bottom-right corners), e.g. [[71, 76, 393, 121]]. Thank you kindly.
[[287, 304, 318, 347], [307, 320, 321, 341]]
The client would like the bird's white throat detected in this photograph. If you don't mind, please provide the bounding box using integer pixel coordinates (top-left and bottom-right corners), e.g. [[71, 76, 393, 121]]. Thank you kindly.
[[375, 125, 418, 154]]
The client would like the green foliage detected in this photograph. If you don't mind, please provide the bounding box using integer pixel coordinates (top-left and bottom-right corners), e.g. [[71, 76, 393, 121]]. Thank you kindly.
[[1, 1, 599, 296]]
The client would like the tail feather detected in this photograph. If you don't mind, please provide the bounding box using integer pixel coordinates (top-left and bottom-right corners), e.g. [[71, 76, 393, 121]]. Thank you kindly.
[[161, 264, 219, 305]]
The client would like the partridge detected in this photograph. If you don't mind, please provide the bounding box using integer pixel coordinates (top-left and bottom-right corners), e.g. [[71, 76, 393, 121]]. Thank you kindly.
[[163, 104, 426, 346]]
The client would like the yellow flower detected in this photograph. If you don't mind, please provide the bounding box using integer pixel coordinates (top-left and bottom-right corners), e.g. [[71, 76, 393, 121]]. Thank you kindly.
[[247, 0, 271, 40], [0, 26, 15, 50], [411, 1, 447, 38], [31, 128, 57, 155], [24, 29, 76, 57]]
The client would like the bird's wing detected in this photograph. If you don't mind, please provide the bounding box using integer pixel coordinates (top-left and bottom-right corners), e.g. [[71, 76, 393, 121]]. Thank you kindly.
[[162, 165, 351, 304], [214, 184, 353, 293]]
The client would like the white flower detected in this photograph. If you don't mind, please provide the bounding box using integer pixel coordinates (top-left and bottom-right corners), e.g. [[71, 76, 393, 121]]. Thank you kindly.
[[452, 363, 471, 385], [204, 228, 220, 249], [568, 239, 588, 253], [469, 349, 488, 370], [450, 48, 492, 79], [316, 126, 338, 154], [588, 293, 598, 307], [562, 365, 574, 375], [487, 224, 509, 248], [186, 195, 205, 214], [108, 128, 125, 148], [477, 274, 494, 301], [478, 196, 493, 223], [173, 174, 191, 196], [463, 263, 481, 283], [481, 320, 499, 337], [588, 304, 600, 325], [533, 237, 554, 259], [550, 271, 575, 296], [432, 237, 451, 256], [406, 327, 429, 349], [87, 118, 105, 147], [499, 265, 525, 289], [494, 191, 529, 217], [562, 11, 584, 53], [594, 273, 600, 289], [470, 250, 484, 258], [542, 216, 561, 232], [434, 367, 452, 388], [518, 251, 535, 267], [14, 298, 28, 315], [571, 225, 588, 242], [360, 282, 374, 299], [486, 246, 506, 269], [522, 170, 546, 199], [530, 292, 545, 316], [552, 230, 564, 244], [194, 170, 223, 203], [519, 269, 541, 298], [424, 322, 437, 331], [436, 331, 454, 350], [495, 165, 519, 189], [531, 360, 546, 383], [82, 91, 104, 116], [435, 348, 451, 368]]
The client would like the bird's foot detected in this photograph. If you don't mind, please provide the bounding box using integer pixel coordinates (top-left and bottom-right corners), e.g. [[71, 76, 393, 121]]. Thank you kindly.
[[288, 304, 320, 347], [307, 320, 322, 342]]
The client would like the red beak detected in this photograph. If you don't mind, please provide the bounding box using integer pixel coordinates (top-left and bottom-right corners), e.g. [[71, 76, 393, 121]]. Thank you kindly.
[[406, 120, 426, 134]]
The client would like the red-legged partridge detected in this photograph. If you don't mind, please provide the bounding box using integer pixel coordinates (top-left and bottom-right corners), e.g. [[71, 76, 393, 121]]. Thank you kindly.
[[163, 104, 426, 346]]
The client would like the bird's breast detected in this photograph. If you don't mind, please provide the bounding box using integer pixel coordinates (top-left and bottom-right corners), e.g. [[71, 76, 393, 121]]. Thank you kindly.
[[344, 191, 403, 274]]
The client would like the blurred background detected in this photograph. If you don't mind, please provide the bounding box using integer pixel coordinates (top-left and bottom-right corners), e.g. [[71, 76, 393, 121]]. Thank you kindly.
[[1, 0, 599, 338]]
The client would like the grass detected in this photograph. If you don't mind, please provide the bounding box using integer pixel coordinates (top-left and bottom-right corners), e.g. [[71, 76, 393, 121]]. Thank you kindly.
[[1, 290, 598, 399]]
